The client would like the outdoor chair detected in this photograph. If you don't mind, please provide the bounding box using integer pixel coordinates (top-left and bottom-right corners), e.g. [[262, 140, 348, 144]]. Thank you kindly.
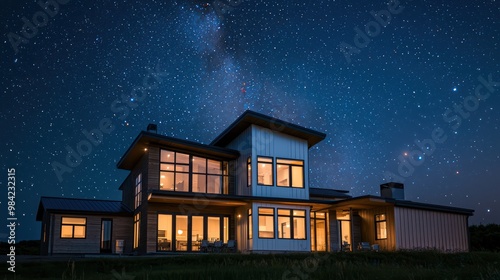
[[358, 242, 371, 251], [200, 240, 210, 253], [225, 240, 236, 253], [213, 240, 223, 253]]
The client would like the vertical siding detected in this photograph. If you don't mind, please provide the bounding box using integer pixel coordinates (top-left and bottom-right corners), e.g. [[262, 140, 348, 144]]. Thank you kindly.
[[251, 126, 309, 200], [358, 206, 397, 251], [146, 211, 158, 253], [148, 146, 160, 191], [394, 207, 469, 252], [235, 205, 252, 252], [225, 126, 252, 196], [250, 203, 310, 252]]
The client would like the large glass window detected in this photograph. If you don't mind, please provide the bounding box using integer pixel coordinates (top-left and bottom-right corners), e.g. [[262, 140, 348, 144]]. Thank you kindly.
[[311, 212, 327, 251], [160, 150, 228, 194], [176, 215, 188, 251], [61, 217, 86, 239], [258, 207, 275, 238], [160, 150, 189, 192], [133, 213, 140, 249], [100, 219, 112, 253], [158, 214, 172, 251], [257, 157, 273, 186], [192, 216, 204, 251], [277, 159, 304, 188], [375, 214, 387, 240], [207, 217, 221, 242], [134, 173, 142, 209], [277, 209, 306, 239]]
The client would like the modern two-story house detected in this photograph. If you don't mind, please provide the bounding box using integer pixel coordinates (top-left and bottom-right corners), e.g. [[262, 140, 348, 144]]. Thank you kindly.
[[36, 110, 474, 255]]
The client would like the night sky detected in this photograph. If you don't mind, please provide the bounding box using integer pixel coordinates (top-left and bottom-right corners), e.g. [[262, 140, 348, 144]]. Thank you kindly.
[[1, 0, 499, 241]]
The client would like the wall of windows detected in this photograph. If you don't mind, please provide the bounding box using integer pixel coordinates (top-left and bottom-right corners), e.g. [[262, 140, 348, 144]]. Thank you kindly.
[[60, 217, 86, 239], [375, 214, 387, 240], [157, 214, 230, 252], [159, 149, 229, 194]]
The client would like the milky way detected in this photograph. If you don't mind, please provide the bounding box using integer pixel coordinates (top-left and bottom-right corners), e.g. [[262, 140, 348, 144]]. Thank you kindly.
[[0, 0, 499, 240]]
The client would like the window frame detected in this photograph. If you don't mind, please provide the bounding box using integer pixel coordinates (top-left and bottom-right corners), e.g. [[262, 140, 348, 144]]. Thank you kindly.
[[134, 213, 141, 249], [375, 213, 387, 240], [60, 217, 87, 239], [134, 173, 142, 209], [257, 207, 275, 239], [248, 208, 253, 239], [277, 208, 307, 240], [247, 157, 252, 187], [159, 149, 229, 194], [257, 156, 274, 186], [276, 158, 304, 188]]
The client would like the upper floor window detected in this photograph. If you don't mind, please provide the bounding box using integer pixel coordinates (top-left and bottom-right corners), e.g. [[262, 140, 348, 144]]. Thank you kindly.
[[61, 217, 86, 239], [276, 159, 304, 188], [257, 156, 273, 186], [160, 150, 190, 192], [375, 214, 387, 240], [160, 149, 228, 194], [247, 157, 252, 187], [134, 173, 142, 209]]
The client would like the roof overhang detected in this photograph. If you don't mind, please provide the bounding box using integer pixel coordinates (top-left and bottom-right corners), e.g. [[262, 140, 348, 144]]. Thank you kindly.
[[330, 195, 474, 215], [117, 131, 240, 170], [148, 191, 334, 211], [210, 110, 326, 148]]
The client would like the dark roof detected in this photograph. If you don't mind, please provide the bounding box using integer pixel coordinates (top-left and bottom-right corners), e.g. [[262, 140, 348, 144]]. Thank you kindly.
[[210, 110, 326, 148], [36, 197, 132, 221], [332, 195, 475, 216], [309, 188, 352, 199], [117, 131, 240, 170]]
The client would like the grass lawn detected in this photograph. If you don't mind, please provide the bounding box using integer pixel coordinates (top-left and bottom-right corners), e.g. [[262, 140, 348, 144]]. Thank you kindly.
[[2, 251, 500, 280]]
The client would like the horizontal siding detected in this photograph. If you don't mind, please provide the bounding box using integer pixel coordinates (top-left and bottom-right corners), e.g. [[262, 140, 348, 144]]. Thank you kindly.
[[252, 126, 309, 200], [50, 214, 132, 254], [394, 207, 469, 252]]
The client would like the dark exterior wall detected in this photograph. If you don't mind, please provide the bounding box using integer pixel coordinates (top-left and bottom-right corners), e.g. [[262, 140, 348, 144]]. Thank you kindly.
[[358, 206, 397, 251], [48, 213, 132, 255], [328, 210, 339, 252]]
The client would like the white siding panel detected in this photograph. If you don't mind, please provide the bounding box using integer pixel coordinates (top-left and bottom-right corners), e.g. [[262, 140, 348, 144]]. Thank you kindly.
[[251, 203, 310, 252], [252, 126, 309, 200], [394, 207, 469, 252]]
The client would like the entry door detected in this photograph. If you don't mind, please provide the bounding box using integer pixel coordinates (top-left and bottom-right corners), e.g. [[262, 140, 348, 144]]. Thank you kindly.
[[100, 219, 112, 253]]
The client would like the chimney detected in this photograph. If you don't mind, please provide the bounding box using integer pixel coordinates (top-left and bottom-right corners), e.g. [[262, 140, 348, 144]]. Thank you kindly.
[[380, 182, 405, 200], [147, 123, 157, 133]]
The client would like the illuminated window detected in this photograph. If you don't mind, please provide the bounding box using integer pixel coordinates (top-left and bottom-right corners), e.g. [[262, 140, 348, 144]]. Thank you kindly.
[[258, 208, 275, 238], [375, 214, 387, 240], [160, 150, 229, 194], [276, 159, 304, 188], [278, 209, 306, 239], [61, 217, 86, 239], [257, 157, 273, 186], [247, 157, 252, 187], [134, 173, 142, 209], [134, 213, 140, 249], [248, 209, 252, 239]]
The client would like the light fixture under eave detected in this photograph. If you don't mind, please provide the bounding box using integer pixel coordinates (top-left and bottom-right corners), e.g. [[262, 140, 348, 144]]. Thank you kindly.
[[144, 148, 148, 151]]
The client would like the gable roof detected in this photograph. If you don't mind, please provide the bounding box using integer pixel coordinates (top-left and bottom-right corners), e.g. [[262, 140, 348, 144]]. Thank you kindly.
[[117, 131, 240, 170], [36, 197, 132, 221], [210, 110, 326, 148]]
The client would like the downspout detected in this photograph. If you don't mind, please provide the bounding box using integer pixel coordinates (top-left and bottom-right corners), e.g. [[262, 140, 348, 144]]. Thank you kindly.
[[349, 207, 353, 252]]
